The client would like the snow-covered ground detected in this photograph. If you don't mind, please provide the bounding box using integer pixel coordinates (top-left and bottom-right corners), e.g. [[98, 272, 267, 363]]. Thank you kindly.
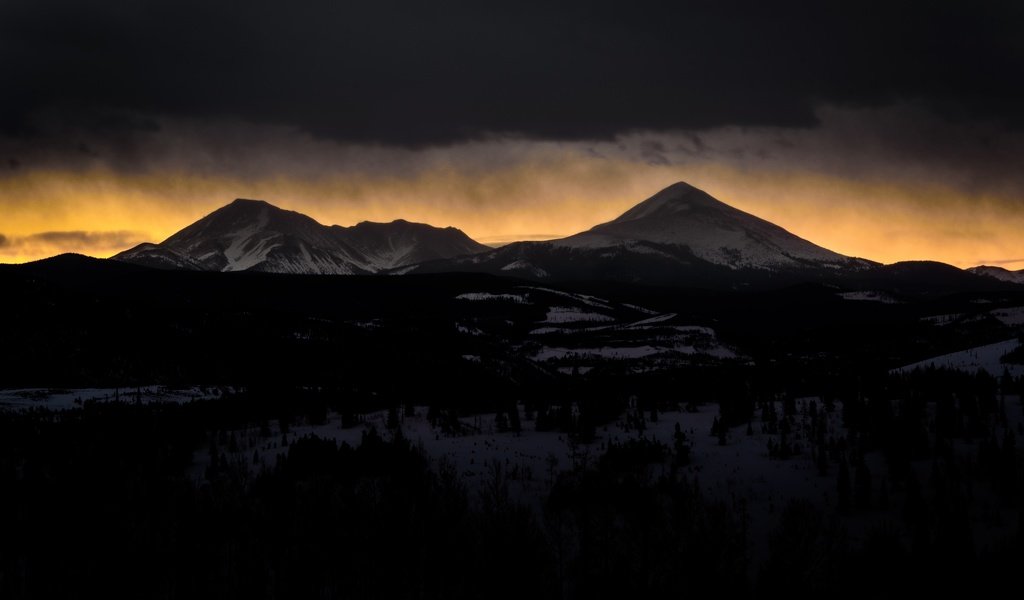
[[530, 320, 736, 364], [542, 306, 616, 324], [198, 401, 848, 524], [838, 291, 901, 304], [12, 384, 1021, 564], [921, 313, 966, 326], [990, 306, 1024, 326], [622, 312, 678, 327], [455, 292, 529, 303], [894, 338, 1024, 377], [519, 286, 612, 309], [0, 386, 231, 411], [196, 393, 1024, 561], [533, 345, 665, 361], [500, 260, 549, 278]]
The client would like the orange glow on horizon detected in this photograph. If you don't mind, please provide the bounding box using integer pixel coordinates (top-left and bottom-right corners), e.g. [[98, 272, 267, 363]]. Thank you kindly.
[[2, 162, 1023, 269]]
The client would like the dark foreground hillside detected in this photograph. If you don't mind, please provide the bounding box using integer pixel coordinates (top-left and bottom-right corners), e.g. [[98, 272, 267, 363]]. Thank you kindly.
[[1, 256, 1023, 598], [1, 390, 1022, 599]]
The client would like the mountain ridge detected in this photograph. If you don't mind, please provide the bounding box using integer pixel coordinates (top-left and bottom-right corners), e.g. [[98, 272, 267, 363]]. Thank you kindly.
[[115, 199, 490, 274], [967, 265, 1024, 285], [550, 182, 866, 270], [110, 183, 1021, 291], [403, 182, 879, 286]]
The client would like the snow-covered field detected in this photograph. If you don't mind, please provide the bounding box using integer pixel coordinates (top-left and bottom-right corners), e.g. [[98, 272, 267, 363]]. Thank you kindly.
[[838, 290, 901, 304], [499, 260, 549, 278], [533, 345, 665, 361], [542, 306, 616, 324], [894, 338, 1024, 377], [10, 383, 1022, 563], [990, 306, 1024, 326], [921, 313, 965, 326], [455, 292, 529, 303], [196, 393, 1023, 560], [0, 386, 231, 411], [519, 286, 612, 309], [197, 401, 852, 531], [530, 318, 736, 364]]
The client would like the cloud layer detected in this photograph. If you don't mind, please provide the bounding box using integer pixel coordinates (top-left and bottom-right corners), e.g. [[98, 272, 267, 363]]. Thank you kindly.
[[2, 2, 1023, 267], [2, 104, 1024, 267], [3, 1, 1023, 151], [0, 230, 147, 261]]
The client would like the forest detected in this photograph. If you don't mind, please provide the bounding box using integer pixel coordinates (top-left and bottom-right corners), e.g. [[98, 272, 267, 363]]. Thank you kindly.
[[1, 258, 1023, 598]]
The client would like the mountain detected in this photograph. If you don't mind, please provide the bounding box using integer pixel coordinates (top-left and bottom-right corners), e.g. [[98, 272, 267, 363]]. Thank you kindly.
[[114, 199, 490, 274], [404, 182, 877, 286], [554, 182, 863, 269], [967, 265, 1024, 285], [109, 185, 1016, 291]]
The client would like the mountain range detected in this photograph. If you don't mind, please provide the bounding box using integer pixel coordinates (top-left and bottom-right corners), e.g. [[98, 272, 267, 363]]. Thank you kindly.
[[115, 199, 489, 274], [113, 182, 1020, 290], [403, 182, 876, 285]]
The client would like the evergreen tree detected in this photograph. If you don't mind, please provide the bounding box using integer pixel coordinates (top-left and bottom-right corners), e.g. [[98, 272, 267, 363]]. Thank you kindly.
[[495, 410, 509, 433], [673, 422, 691, 466], [509, 402, 522, 433], [837, 459, 852, 514], [854, 462, 872, 510]]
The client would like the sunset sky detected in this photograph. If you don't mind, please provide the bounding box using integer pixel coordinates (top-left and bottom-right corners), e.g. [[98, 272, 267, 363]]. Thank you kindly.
[[2, 1, 1024, 267]]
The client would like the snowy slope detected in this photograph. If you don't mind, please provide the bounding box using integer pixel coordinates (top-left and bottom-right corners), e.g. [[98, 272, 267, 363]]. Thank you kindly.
[[109, 243, 205, 271], [553, 182, 869, 270], [894, 338, 1024, 377], [115, 199, 489, 274], [408, 182, 876, 284], [341, 219, 490, 270], [967, 265, 1024, 285]]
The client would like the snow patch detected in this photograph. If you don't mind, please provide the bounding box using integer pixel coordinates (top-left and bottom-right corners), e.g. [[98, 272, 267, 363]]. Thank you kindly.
[[0, 386, 231, 412], [455, 292, 529, 303], [894, 339, 1024, 377], [500, 260, 549, 278], [519, 286, 612, 309], [542, 306, 615, 324], [838, 291, 900, 304], [990, 306, 1024, 326], [534, 345, 665, 361]]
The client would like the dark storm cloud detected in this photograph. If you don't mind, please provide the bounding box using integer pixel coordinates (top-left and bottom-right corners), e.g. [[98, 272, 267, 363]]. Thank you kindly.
[[2, 0, 1022, 149]]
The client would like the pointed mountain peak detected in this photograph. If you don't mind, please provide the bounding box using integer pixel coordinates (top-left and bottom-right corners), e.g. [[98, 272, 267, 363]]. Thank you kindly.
[[214, 198, 277, 215], [652, 181, 699, 197], [216, 198, 293, 218], [195, 198, 320, 229], [548, 182, 875, 271], [229, 198, 272, 207], [612, 182, 729, 223]]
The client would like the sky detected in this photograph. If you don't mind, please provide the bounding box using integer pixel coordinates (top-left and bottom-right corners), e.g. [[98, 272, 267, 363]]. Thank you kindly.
[[2, 1, 1024, 266]]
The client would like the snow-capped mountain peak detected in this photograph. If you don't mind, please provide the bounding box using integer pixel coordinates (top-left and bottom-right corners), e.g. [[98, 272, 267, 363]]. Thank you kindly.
[[608, 181, 717, 222], [553, 182, 871, 270], [967, 265, 1024, 285], [405, 182, 878, 285], [115, 199, 489, 274]]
